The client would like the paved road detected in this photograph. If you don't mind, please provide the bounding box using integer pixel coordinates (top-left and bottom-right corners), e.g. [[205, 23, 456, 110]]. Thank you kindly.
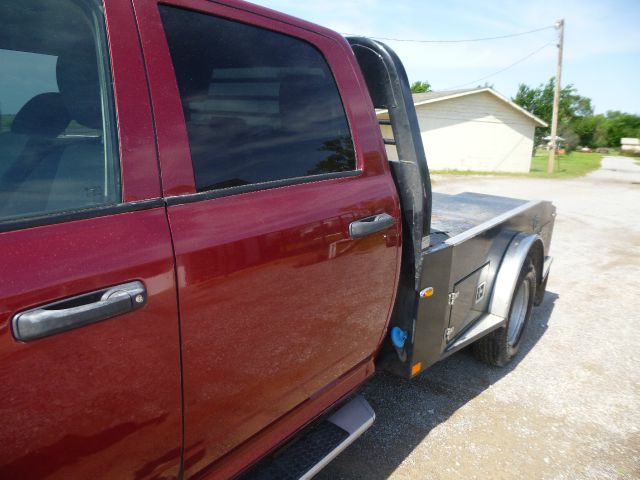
[[318, 157, 640, 480]]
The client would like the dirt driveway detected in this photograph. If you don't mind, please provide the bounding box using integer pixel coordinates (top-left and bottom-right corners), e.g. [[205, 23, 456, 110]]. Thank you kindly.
[[318, 156, 640, 480]]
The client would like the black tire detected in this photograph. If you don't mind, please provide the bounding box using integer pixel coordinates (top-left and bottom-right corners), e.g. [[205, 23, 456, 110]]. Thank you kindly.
[[474, 257, 536, 367]]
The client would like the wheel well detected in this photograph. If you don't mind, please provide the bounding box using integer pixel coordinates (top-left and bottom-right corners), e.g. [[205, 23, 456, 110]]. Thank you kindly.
[[489, 233, 544, 320]]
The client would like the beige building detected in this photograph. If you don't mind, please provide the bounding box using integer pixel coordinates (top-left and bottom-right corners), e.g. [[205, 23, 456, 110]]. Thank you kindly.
[[378, 88, 547, 173], [621, 138, 640, 154]]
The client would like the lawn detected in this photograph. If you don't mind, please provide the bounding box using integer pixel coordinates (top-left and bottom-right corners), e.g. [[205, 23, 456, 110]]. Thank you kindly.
[[431, 151, 603, 178], [528, 151, 603, 178]]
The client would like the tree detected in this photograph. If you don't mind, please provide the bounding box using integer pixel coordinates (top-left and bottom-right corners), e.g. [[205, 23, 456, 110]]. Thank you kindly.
[[512, 78, 593, 147], [307, 136, 355, 175], [512, 78, 640, 149], [603, 111, 640, 147], [410, 81, 432, 94], [572, 114, 607, 148]]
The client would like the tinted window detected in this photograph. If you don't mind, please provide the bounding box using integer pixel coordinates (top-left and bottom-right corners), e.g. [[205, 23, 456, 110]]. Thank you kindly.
[[0, 0, 119, 223], [159, 6, 356, 192]]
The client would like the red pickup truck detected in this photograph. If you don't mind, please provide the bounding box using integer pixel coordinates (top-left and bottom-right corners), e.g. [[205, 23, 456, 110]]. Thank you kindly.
[[0, 1, 555, 478]]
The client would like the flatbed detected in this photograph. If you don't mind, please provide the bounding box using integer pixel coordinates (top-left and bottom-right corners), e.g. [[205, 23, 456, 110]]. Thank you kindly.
[[346, 36, 555, 379], [431, 191, 531, 244]]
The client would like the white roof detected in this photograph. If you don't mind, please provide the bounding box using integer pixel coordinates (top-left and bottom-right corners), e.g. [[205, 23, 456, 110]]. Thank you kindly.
[[378, 87, 548, 128]]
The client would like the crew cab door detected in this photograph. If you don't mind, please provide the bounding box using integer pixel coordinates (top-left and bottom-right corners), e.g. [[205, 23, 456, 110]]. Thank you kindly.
[[0, 2, 182, 478], [133, 0, 401, 476]]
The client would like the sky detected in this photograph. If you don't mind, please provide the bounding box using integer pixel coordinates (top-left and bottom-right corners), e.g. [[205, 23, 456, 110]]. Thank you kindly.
[[253, 0, 640, 115]]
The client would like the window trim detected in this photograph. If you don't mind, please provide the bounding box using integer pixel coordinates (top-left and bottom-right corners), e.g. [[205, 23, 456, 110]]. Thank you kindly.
[[165, 169, 362, 206], [0, 169, 363, 233], [89, 1, 121, 202], [0, 199, 165, 234]]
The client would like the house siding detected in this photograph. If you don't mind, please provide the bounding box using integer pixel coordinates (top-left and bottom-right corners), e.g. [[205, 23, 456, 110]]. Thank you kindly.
[[380, 91, 538, 173]]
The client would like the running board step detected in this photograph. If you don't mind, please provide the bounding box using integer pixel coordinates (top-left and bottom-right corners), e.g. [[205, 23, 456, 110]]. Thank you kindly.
[[445, 313, 505, 352], [243, 396, 375, 480]]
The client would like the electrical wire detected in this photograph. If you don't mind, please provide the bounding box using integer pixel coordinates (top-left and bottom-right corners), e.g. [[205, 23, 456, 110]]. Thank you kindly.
[[342, 25, 555, 44], [444, 42, 554, 89]]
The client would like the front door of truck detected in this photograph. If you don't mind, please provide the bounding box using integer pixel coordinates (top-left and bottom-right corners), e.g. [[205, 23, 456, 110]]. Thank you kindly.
[[133, 0, 401, 476], [0, 2, 182, 478]]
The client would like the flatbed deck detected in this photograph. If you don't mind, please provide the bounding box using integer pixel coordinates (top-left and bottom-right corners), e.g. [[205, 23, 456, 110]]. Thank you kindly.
[[430, 192, 532, 247], [429, 192, 541, 250]]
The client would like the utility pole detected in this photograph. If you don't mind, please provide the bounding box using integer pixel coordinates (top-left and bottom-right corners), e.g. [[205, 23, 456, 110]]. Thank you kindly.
[[548, 18, 564, 174]]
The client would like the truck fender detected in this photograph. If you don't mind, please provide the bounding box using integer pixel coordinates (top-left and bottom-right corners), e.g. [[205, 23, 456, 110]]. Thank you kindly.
[[489, 232, 544, 319]]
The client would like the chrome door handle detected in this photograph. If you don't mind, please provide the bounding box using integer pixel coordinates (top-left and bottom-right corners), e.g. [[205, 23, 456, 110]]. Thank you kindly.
[[12, 281, 147, 341], [349, 213, 395, 239]]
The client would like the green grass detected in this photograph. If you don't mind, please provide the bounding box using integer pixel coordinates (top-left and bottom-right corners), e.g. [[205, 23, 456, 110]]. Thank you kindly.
[[528, 151, 603, 177], [432, 151, 603, 178]]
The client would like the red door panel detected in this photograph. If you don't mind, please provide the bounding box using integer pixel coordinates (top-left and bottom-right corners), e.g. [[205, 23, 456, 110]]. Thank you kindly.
[[170, 175, 398, 474], [133, 0, 401, 476], [0, 1, 182, 478], [0, 209, 182, 479]]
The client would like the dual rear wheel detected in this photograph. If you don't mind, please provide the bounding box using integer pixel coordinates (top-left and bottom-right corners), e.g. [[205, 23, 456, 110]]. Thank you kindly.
[[474, 257, 537, 367]]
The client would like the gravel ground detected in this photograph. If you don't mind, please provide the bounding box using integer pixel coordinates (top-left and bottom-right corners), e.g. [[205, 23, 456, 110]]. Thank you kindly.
[[318, 156, 640, 480]]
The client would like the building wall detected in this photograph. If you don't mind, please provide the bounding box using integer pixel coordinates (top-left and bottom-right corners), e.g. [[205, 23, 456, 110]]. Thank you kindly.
[[621, 137, 640, 153], [380, 92, 538, 173]]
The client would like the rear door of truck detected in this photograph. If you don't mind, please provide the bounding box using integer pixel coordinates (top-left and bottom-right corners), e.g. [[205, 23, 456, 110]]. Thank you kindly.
[[0, 2, 182, 478], [132, 0, 402, 476]]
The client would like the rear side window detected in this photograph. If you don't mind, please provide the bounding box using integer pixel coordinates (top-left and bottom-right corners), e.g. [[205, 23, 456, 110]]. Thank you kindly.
[[0, 0, 119, 223], [159, 6, 356, 193]]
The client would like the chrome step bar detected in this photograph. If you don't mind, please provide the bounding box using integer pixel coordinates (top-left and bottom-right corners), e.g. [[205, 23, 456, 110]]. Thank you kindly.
[[243, 395, 375, 480], [302, 396, 375, 479]]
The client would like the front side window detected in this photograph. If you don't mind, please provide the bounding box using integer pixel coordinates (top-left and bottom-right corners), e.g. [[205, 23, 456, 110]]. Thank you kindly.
[[159, 6, 356, 193], [0, 0, 119, 223]]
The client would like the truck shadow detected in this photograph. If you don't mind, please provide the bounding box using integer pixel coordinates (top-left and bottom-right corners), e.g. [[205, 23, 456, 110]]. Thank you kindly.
[[317, 291, 559, 480]]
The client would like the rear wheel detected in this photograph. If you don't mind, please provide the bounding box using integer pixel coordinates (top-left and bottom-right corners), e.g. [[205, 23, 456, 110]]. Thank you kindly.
[[474, 257, 536, 366]]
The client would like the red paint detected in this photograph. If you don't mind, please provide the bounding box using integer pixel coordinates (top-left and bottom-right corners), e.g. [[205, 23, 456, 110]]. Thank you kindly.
[[134, 1, 402, 477], [0, 3, 181, 478], [2, 0, 403, 478], [0, 210, 182, 479], [203, 359, 376, 480], [169, 174, 399, 478], [130, 0, 196, 197], [105, 0, 161, 202]]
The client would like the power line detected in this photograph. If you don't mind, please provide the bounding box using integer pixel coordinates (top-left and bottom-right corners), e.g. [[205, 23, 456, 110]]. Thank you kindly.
[[342, 25, 554, 44], [444, 42, 554, 89]]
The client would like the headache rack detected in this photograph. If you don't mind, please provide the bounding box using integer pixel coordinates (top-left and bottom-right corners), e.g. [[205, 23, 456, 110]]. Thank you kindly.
[[347, 36, 432, 365]]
